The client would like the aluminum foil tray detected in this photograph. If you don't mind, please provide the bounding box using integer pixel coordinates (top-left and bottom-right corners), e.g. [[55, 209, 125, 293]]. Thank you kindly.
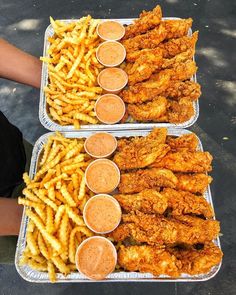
[[15, 128, 221, 282], [39, 18, 199, 131]]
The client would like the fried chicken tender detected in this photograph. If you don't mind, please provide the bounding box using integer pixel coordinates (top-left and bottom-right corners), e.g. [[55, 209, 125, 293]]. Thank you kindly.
[[123, 5, 162, 40], [118, 168, 178, 194], [162, 48, 195, 69], [166, 133, 199, 151], [126, 49, 163, 85], [176, 173, 212, 194], [127, 96, 168, 122], [162, 188, 214, 218], [118, 243, 222, 277], [115, 189, 168, 214], [120, 72, 171, 104], [168, 242, 223, 275], [151, 151, 213, 173], [126, 31, 198, 62], [113, 128, 170, 170], [117, 211, 220, 245], [118, 245, 181, 277], [158, 31, 198, 58], [162, 18, 193, 39], [122, 23, 167, 52], [167, 98, 195, 123], [160, 80, 201, 101]]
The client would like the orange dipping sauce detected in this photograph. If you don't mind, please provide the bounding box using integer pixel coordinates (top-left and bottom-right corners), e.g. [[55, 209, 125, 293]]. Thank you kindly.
[[95, 94, 125, 124], [96, 41, 126, 67], [83, 194, 121, 233], [98, 68, 128, 92], [76, 236, 117, 280], [84, 132, 117, 158], [85, 159, 120, 193], [97, 21, 125, 41]]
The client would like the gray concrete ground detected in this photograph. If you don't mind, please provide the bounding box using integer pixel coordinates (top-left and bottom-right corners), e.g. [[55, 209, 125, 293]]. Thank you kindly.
[[0, 0, 236, 294]]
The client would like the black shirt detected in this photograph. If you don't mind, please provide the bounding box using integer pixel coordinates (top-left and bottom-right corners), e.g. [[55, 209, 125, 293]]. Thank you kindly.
[[0, 111, 26, 196]]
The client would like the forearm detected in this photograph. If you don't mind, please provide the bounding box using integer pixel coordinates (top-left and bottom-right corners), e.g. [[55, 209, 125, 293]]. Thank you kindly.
[[0, 39, 42, 88], [0, 198, 23, 236]]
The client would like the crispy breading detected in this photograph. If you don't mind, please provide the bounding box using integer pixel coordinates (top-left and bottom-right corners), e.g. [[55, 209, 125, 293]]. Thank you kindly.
[[123, 5, 162, 40], [126, 49, 163, 85], [162, 188, 214, 218], [122, 23, 167, 52], [176, 173, 212, 194], [151, 151, 213, 173], [127, 96, 168, 122], [162, 48, 195, 69], [167, 98, 195, 124], [118, 211, 220, 245], [118, 168, 178, 194], [166, 133, 199, 151], [115, 189, 168, 214], [120, 72, 171, 104], [118, 245, 181, 277], [162, 18, 193, 39], [160, 80, 201, 101]]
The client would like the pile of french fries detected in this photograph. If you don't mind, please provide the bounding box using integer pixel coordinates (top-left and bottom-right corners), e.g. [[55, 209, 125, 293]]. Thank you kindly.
[[41, 16, 104, 129], [18, 132, 95, 282]]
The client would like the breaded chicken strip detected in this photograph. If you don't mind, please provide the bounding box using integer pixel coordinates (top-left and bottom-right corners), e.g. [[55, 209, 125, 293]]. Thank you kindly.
[[168, 242, 223, 275], [118, 168, 178, 194], [120, 72, 171, 104], [167, 98, 195, 124], [118, 212, 220, 245], [162, 18, 193, 39], [118, 243, 222, 277], [118, 245, 181, 277], [115, 189, 168, 214], [123, 5, 162, 40], [127, 96, 168, 122], [151, 151, 213, 173], [176, 173, 212, 194], [162, 48, 195, 69], [166, 133, 199, 151], [122, 23, 167, 52], [160, 80, 201, 101], [126, 31, 198, 62], [162, 188, 214, 218]]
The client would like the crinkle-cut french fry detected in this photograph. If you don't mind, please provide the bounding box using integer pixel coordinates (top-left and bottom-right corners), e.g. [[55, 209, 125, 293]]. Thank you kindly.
[[26, 209, 62, 253], [61, 185, 76, 207], [55, 191, 67, 204], [40, 169, 56, 188], [65, 144, 83, 160], [79, 195, 87, 212], [35, 207, 46, 223], [78, 176, 86, 200], [51, 256, 70, 275], [46, 206, 54, 234], [40, 138, 53, 166], [27, 182, 41, 189], [65, 205, 85, 226], [22, 188, 42, 203], [35, 155, 61, 181], [44, 173, 68, 189], [67, 45, 85, 79], [27, 220, 35, 233], [54, 205, 66, 230], [27, 232, 40, 256], [48, 186, 56, 201], [48, 261, 56, 283], [23, 172, 31, 185], [62, 162, 88, 172], [68, 264, 77, 271], [59, 213, 69, 260], [38, 232, 50, 260], [30, 255, 46, 264], [18, 198, 45, 210], [46, 145, 61, 164], [28, 259, 48, 272], [19, 253, 29, 266], [74, 113, 98, 124], [71, 173, 80, 190], [34, 189, 58, 212]]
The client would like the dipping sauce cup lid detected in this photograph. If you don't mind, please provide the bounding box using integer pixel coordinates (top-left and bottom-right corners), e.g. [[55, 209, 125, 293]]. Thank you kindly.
[[84, 132, 117, 158], [76, 236, 117, 280], [96, 20, 125, 41], [85, 159, 120, 194], [95, 94, 126, 124], [83, 194, 121, 234]]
